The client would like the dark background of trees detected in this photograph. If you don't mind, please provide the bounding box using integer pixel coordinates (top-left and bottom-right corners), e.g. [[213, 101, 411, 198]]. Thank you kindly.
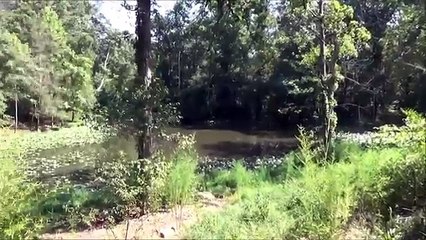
[[0, 0, 425, 131]]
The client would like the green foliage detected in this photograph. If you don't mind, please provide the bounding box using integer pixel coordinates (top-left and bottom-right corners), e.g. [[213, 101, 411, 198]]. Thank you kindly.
[[188, 112, 426, 239], [373, 109, 426, 150], [204, 161, 257, 197], [164, 135, 198, 204], [333, 140, 363, 162], [163, 134, 198, 227], [0, 158, 43, 239], [95, 148, 171, 214], [188, 185, 294, 239], [0, 28, 34, 115], [39, 185, 116, 230], [0, 1, 97, 124]]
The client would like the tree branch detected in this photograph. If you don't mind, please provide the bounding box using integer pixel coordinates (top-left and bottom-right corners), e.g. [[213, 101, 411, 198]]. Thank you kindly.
[[96, 47, 110, 92], [122, 0, 137, 11], [401, 61, 426, 72]]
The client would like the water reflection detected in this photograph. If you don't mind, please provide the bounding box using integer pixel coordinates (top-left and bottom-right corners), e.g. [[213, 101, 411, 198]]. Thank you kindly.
[[166, 127, 298, 158], [26, 128, 298, 185]]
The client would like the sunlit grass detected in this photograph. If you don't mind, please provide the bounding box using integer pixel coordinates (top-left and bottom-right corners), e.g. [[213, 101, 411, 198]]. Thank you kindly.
[[188, 143, 424, 239]]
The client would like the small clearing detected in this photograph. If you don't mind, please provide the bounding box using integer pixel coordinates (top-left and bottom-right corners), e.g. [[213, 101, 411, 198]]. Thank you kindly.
[[41, 192, 226, 240]]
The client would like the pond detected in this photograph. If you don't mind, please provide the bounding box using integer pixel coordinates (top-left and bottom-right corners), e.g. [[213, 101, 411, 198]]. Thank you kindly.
[[25, 126, 299, 185]]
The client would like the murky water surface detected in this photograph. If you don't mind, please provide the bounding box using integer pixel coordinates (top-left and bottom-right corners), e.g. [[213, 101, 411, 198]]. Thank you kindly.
[[27, 127, 299, 183]]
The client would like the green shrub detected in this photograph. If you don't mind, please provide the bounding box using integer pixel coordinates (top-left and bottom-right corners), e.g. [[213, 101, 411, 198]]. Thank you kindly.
[[203, 161, 259, 196], [39, 185, 117, 230], [373, 109, 425, 150], [334, 140, 363, 162], [95, 147, 171, 215], [0, 159, 43, 239]]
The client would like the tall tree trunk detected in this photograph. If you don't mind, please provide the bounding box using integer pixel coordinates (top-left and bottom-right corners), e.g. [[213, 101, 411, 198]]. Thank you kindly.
[[318, 0, 339, 160], [318, 0, 329, 156], [136, 0, 153, 159], [177, 50, 181, 94]]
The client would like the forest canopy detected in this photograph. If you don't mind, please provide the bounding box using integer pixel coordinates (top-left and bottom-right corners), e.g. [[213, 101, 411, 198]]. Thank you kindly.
[[0, 0, 425, 129]]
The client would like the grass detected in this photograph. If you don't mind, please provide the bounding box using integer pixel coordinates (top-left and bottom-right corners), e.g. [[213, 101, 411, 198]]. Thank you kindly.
[[1, 111, 424, 239], [0, 126, 117, 236], [164, 144, 199, 229], [188, 143, 425, 239], [0, 158, 44, 239]]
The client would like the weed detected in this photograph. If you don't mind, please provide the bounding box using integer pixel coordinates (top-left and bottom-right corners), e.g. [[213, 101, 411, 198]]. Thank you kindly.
[[164, 134, 198, 229], [188, 184, 294, 239]]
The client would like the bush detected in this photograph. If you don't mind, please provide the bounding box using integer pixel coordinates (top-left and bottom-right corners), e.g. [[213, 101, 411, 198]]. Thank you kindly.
[[0, 158, 43, 239], [95, 133, 200, 219], [39, 185, 117, 231], [95, 147, 171, 216], [373, 109, 425, 150], [189, 147, 400, 239], [203, 161, 261, 197]]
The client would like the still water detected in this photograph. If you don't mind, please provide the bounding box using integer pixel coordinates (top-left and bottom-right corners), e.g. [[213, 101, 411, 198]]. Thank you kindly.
[[27, 127, 298, 184]]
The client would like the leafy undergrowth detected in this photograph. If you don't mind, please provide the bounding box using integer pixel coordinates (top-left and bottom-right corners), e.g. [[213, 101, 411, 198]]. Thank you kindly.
[[0, 127, 203, 238], [0, 126, 116, 237], [0, 158, 44, 239], [188, 111, 426, 239]]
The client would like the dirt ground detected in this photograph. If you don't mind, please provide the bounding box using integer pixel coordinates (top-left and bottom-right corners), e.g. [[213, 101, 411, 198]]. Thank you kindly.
[[41, 194, 226, 240]]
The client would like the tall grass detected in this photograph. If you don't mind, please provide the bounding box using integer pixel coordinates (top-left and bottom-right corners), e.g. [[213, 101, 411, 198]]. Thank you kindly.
[[164, 135, 199, 229], [188, 113, 426, 240], [189, 146, 413, 239]]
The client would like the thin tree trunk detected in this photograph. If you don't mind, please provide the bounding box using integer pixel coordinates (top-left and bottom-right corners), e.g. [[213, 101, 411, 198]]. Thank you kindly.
[[178, 50, 181, 93], [318, 0, 329, 158], [136, 0, 153, 159], [31, 106, 34, 130]]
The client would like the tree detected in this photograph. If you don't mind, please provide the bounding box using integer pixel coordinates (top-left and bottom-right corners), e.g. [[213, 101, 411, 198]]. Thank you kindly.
[[0, 29, 34, 129], [0, 0, 99, 127], [382, 0, 426, 112], [134, 0, 154, 158], [294, 0, 370, 158]]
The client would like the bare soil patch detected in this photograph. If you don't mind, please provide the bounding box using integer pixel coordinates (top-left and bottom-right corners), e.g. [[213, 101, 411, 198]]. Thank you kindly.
[[41, 195, 226, 240]]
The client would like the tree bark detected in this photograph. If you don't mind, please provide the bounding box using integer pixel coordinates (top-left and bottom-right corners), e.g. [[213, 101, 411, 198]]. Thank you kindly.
[[318, 0, 339, 160], [318, 0, 329, 154], [136, 0, 153, 159]]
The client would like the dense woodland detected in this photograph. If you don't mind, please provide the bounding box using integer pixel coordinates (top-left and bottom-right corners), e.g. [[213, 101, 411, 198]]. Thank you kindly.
[[1, 0, 426, 239], [1, 0, 425, 131]]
